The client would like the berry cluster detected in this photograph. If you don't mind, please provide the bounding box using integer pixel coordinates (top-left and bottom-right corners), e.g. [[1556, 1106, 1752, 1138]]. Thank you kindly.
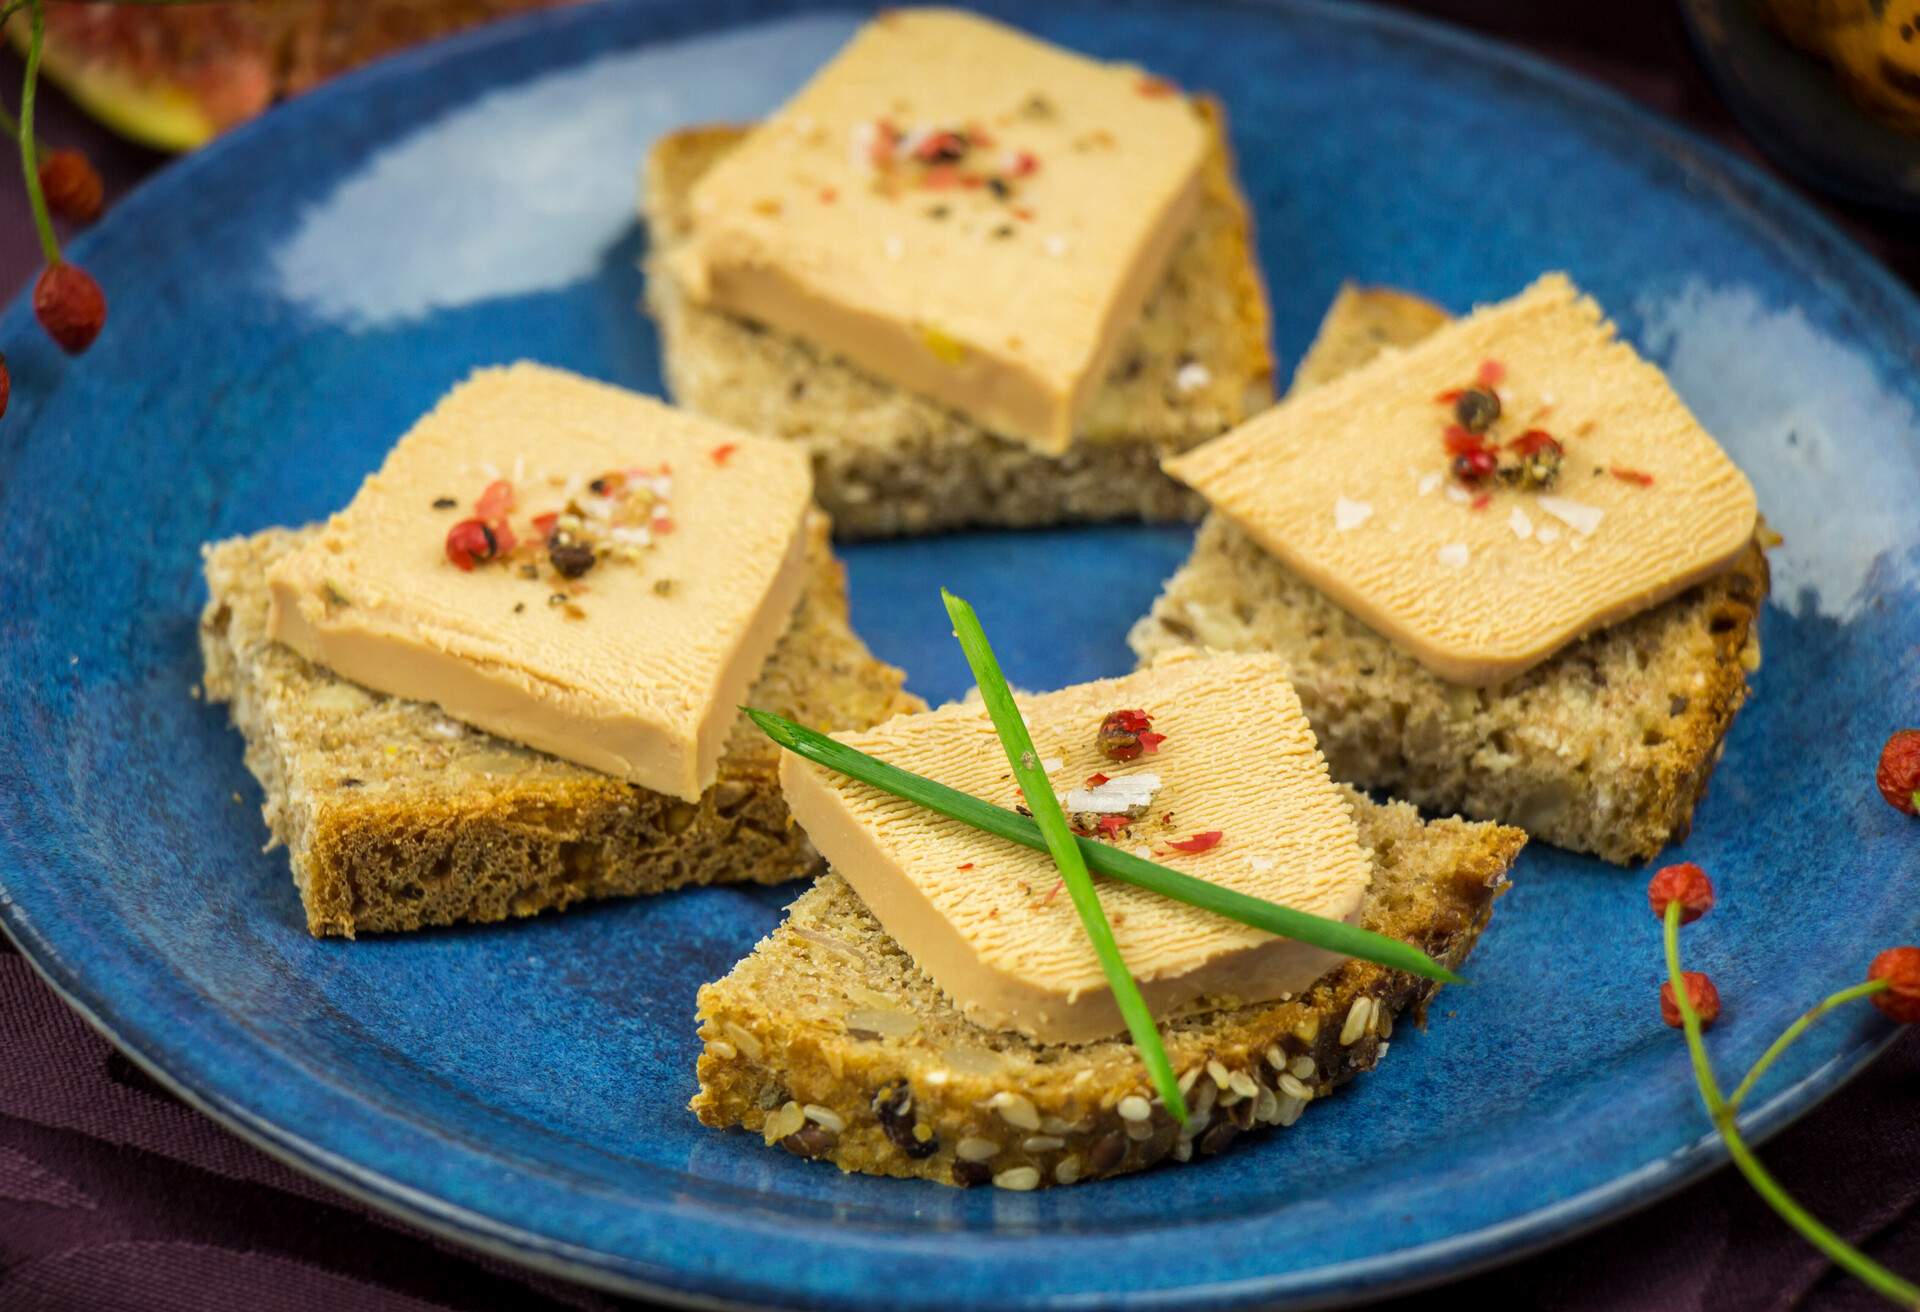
[[2, 1, 114, 422], [1648, 853, 1917, 1305]]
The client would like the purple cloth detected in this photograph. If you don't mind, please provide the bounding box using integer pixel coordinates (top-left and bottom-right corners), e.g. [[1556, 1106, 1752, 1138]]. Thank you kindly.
[[1, 3, 1915, 1308]]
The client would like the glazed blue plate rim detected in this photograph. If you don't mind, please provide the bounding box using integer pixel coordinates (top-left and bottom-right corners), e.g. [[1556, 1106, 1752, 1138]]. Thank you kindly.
[[0, 0, 1915, 1307]]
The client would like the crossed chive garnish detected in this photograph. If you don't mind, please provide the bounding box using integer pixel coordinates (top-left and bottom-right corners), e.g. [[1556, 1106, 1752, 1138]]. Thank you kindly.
[[745, 587, 1464, 1126], [943, 587, 1188, 1122]]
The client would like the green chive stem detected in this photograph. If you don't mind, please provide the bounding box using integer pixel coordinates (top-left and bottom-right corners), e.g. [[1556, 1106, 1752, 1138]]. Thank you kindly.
[[744, 706, 1460, 985], [1664, 903, 1919, 1308], [1727, 978, 1890, 1113], [939, 588, 1186, 1123], [18, 2, 60, 267]]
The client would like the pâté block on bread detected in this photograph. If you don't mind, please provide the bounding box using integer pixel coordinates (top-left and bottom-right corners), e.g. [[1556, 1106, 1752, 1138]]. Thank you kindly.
[[665, 8, 1212, 455], [1135, 283, 1771, 864]]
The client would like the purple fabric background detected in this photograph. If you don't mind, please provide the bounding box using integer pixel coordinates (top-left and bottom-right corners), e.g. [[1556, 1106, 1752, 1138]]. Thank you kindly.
[[1, 2, 1915, 1308]]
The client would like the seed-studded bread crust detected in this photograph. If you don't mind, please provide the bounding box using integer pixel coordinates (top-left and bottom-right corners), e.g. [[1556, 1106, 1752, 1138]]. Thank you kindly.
[[200, 515, 920, 937], [692, 790, 1523, 1187], [641, 103, 1273, 539], [1131, 286, 1771, 865]]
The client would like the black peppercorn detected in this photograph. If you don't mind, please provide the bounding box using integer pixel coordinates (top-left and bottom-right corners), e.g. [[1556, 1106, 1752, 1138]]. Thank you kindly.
[[1453, 386, 1501, 434], [549, 540, 596, 579]]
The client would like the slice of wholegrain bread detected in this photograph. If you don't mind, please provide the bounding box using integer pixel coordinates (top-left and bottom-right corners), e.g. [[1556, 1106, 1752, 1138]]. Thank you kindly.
[[200, 514, 920, 937], [693, 787, 1522, 1187], [641, 102, 1273, 539], [1130, 286, 1771, 865]]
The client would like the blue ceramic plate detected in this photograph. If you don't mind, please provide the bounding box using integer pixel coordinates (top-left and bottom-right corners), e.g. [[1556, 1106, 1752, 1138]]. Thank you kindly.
[[1, 2, 1917, 1308]]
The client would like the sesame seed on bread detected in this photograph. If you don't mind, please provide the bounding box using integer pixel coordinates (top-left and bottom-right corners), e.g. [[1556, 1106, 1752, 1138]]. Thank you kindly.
[[640, 100, 1273, 539], [692, 788, 1522, 1187], [199, 513, 920, 937], [1129, 285, 1771, 864]]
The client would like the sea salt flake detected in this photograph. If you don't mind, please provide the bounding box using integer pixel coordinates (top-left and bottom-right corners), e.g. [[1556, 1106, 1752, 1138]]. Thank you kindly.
[[1537, 495, 1605, 536], [1043, 234, 1069, 257], [1508, 507, 1533, 540], [1437, 542, 1470, 569], [1333, 497, 1374, 532], [1061, 771, 1160, 815], [1445, 484, 1471, 505], [849, 122, 876, 170], [1536, 524, 1561, 544], [1247, 855, 1276, 873], [1039, 757, 1064, 775], [1174, 362, 1212, 393], [1417, 472, 1442, 496], [882, 235, 905, 261]]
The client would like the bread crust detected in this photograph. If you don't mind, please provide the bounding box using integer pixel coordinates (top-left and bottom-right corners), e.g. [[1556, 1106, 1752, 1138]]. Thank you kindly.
[[641, 102, 1274, 538], [692, 790, 1523, 1187], [200, 514, 921, 936]]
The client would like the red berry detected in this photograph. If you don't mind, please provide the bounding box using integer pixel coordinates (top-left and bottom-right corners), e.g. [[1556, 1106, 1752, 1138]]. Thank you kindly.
[[39, 149, 103, 223], [444, 518, 499, 570], [1451, 448, 1497, 483], [1661, 972, 1721, 1028], [1875, 729, 1920, 816], [34, 262, 106, 354], [1510, 429, 1562, 457], [1098, 709, 1156, 762], [1867, 947, 1920, 1024], [1647, 862, 1715, 924]]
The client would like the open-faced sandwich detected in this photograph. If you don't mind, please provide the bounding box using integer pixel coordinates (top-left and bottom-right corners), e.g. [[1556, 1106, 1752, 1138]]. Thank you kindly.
[[200, 362, 918, 936], [694, 646, 1524, 1187], [642, 7, 1273, 537], [1133, 275, 1772, 864]]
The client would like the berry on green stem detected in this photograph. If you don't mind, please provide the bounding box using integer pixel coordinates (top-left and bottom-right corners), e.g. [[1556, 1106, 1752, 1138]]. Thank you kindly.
[[1875, 729, 1920, 816], [38, 148, 101, 223], [1867, 947, 1920, 1024], [1648, 861, 1714, 924], [1661, 971, 1720, 1028], [33, 262, 105, 353]]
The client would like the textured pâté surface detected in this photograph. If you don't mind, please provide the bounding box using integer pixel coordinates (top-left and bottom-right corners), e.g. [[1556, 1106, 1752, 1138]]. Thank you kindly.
[[668, 8, 1214, 455], [1162, 274, 1761, 686], [641, 104, 1272, 538], [199, 515, 920, 937], [1131, 285, 1771, 864], [265, 361, 816, 798], [692, 789, 1523, 1188], [780, 653, 1374, 1044]]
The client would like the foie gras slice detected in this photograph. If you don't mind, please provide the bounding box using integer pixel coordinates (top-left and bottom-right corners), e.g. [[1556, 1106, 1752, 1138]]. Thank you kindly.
[[779, 651, 1372, 1044], [267, 362, 813, 802], [1164, 273, 1759, 687], [666, 7, 1210, 456]]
